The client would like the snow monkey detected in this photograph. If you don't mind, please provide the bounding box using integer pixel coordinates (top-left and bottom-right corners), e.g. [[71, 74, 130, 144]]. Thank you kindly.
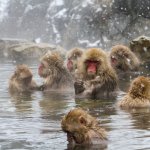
[[9, 64, 37, 93], [118, 76, 150, 108], [61, 108, 107, 146], [66, 47, 84, 77], [74, 48, 118, 99], [110, 45, 140, 72], [38, 51, 74, 91]]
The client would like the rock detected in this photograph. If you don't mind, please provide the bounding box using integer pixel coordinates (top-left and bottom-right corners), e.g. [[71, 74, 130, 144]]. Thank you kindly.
[[0, 38, 27, 58], [130, 36, 150, 64], [8, 42, 66, 61]]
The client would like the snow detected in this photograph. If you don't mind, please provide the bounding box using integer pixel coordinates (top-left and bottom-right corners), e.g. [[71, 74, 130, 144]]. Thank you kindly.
[[0, 0, 10, 22]]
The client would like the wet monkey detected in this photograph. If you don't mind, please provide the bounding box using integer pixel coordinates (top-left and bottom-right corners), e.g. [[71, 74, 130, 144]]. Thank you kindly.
[[110, 45, 140, 72], [38, 51, 74, 91], [74, 48, 118, 99], [66, 48, 84, 77], [118, 76, 150, 108], [61, 108, 107, 146], [9, 64, 37, 93]]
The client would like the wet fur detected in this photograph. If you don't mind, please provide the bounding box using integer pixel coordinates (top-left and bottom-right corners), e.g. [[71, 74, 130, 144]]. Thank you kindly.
[[40, 51, 74, 91], [110, 45, 140, 72], [75, 48, 118, 99], [9, 64, 37, 92], [118, 76, 150, 108], [61, 108, 107, 145]]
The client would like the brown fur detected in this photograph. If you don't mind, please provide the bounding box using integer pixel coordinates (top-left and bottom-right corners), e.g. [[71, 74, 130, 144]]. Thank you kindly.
[[61, 108, 107, 145], [110, 45, 140, 72], [66, 48, 84, 76], [9, 64, 37, 92], [130, 36, 150, 64], [118, 76, 150, 108], [39, 51, 74, 91], [75, 48, 118, 99]]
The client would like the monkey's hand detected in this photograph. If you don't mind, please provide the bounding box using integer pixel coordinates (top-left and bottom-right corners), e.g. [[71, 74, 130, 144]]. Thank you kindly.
[[74, 80, 85, 94], [36, 84, 46, 91], [90, 76, 101, 85]]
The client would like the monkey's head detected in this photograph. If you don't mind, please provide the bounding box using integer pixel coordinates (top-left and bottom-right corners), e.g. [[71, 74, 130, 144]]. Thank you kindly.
[[38, 51, 63, 78], [67, 48, 83, 72], [110, 45, 138, 71], [79, 48, 108, 78], [129, 76, 150, 99], [61, 108, 103, 145], [14, 64, 33, 85]]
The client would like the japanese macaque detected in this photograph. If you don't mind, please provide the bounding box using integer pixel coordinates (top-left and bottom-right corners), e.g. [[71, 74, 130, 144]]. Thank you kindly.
[[109, 45, 140, 72], [66, 48, 84, 77], [9, 64, 37, 93], [74, 48, 118, 99], [38, 51, 74, 91], [130, 36, 150, 64], [61, 108, 107, 147], [118, 76, 150, 108]]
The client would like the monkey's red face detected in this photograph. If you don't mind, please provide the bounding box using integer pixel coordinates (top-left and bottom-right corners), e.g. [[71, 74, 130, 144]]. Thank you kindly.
[[38, 63, 44, 76], [38, 61, 49, 78], [85, 60, 99, 75], [111, 56, 117, 65], [67, 59, 73, 72]]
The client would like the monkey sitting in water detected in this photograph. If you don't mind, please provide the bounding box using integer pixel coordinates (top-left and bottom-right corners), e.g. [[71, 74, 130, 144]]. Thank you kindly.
[[109, 45, 140, 73], [38, 51, 74, 91], [74, 48, 118, 99], [9, 64, 38, 93], [61, 108, 107, 147], [118, 76, 150, 108], [66, 47, 84, 78]]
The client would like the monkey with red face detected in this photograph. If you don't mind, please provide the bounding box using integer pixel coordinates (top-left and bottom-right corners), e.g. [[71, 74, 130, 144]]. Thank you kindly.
[[66, 48, 84, 78], [74, 48, 118, 99], [38, 51, 74, 92]]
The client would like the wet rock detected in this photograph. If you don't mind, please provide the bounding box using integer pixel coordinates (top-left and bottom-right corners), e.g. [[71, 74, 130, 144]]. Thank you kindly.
[[130, 36, 150, 64]]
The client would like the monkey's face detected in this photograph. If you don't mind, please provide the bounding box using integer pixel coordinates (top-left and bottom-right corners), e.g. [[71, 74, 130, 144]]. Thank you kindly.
[[85, 60, 100, 76], [38, 61, 50, 78], [67, 58, 74, 72], [110, 53, 130, 71], [61, 115, 88, 145]]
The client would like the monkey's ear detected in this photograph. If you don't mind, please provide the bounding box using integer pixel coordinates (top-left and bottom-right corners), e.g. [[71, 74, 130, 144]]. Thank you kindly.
[[79, 116, 86, 125]]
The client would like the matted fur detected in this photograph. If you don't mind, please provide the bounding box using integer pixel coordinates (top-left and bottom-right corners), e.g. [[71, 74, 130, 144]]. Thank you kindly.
[[9, 64, 37, 92], [118, 76, 150, 108], [39, 51, 74, 91], [110, 45, 140, 71], [61, 108, 107, 145]]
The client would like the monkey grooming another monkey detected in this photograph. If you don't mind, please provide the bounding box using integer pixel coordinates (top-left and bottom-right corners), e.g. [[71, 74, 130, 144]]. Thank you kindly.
[[9, 64, 37, 93], [110, 45, 140, 72], [61, 108, 107, 147], [38, 51, 74, 91], [118, 76, 150, 108], [74, 48, 118, 99]]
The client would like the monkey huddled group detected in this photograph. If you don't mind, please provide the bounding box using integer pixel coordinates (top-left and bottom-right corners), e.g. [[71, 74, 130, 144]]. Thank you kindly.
[[8, 44, 150, 148]]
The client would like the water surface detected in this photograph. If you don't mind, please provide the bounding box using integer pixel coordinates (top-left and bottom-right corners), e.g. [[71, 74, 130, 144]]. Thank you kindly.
[[0, 59, 150, 150]]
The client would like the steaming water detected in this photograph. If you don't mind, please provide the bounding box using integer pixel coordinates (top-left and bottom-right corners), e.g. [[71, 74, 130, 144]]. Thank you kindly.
[[0, 59, 150, 150]]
